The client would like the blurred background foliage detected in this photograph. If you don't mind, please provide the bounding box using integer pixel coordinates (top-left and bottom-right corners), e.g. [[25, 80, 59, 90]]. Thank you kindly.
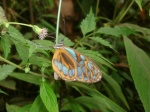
[[0, 0, 150, 112]]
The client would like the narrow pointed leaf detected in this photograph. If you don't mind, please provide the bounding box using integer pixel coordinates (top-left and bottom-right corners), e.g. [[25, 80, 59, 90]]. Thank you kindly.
[[0, 34, 11, 58]]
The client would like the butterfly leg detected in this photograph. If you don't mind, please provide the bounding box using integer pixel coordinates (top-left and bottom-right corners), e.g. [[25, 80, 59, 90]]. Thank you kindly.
[[54, 72, 59, 80]]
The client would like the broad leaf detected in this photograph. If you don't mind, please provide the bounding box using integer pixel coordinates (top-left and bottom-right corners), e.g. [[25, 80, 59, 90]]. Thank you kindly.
[[40, 81, 58, 112], [6, 103, 21, 112], [124, 37, 150, 112], [18, 104, 32, 112], [30, 95, 48, 112]]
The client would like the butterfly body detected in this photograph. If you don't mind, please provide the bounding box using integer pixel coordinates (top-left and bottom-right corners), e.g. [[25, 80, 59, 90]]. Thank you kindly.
[[52, 42, 102, 83]]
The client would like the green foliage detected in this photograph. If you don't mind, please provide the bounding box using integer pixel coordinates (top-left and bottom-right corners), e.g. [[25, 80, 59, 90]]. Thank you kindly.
[[29, 95, 48, 112], [0, 65, 15, 80], [0, 79, 16, 90], [67, 82, 127, 112], [135, 0, 142, 10], [40, 81, 59, 112], [96, 26, 136, 37], [80, 9, 96, 36], [0, 0, 149, 112], [124, 37, 150, 112], [0, 34, 11, 58], [9, 72, 41, 85], [18, 104, 32, 112], [6, 103, 21, 112], [89, 36, 114, 49]]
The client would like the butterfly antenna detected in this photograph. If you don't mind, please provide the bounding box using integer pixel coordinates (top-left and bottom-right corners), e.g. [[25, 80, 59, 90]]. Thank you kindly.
[[61, 18, 66, 42], [63, 18, 66, 36]]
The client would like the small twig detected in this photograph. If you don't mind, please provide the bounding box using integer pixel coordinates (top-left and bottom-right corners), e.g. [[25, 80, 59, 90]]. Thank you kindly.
[[0, 56, 49, 78]]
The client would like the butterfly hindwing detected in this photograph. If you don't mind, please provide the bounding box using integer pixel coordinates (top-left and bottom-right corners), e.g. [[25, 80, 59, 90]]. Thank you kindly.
[[52, 47, 102, 83], [72, 48, 101, 83], [52, 47, 78, 81]]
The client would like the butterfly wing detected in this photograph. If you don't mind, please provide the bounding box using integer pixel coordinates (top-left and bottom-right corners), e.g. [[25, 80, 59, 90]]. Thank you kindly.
[[52, 47, 102, 83], [52, 47, 78, 81]]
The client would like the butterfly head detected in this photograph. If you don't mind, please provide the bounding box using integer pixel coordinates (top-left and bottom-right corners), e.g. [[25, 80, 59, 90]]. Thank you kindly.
[[54, 39, 64, 49]]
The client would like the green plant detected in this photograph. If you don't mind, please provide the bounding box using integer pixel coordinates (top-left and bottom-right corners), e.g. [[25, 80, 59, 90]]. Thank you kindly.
[[0, 0, 150, 112]]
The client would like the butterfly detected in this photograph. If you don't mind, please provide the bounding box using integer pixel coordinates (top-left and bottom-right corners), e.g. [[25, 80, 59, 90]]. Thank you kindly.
[[52, 41, 102, 83]]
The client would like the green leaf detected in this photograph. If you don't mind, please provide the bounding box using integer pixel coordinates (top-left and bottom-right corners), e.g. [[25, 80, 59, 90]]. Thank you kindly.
[[67, 82, 127, 112], [89, 37, 114, 49], [75, 96, 105, 110], [18, 104, 32, 112], [0, 65, 15, 80], [7, 26, 30, 62], [9, 72, 41, 85], [135, 0, 142, 10], [80, 9, 96, 36], [40, 81, 58, 112], [61, 97, 81, 112], [76, 48, 114, 70], [33, 40, 54, 48], [0, 89, 8, 95], [103, 73, 129, 109], [124, 37, 150, 112], [6, 103, 21, 112], [8, 26, 25, 44], [26, 40, 51, 57], [0, 6, 8, 23], [121, 23, 150, 42], [40, 19, 56, 31], [15, 43, 29, 62], [0, 34, 11, 58], [30, 95, 48, 112], [97, 26, 136, 37], [29, 54, 51, 68], [0, 79, 16, 90], [58, 34, 74, 46]]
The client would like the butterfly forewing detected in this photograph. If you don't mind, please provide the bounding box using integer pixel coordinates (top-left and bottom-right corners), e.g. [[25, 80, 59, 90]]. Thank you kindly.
[[52, 46, 102, 83]]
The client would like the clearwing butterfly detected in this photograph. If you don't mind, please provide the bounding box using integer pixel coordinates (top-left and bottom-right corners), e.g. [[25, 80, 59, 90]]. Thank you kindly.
[[52, 41, 102, 83]]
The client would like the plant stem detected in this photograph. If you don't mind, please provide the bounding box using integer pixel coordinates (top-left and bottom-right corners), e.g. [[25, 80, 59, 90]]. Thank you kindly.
[[95, 0, 100, 17], [0, 56, 49, 78], [113, 0, 134, 24], [8, 22, 32, 27], [55, 0, 62, 44]]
